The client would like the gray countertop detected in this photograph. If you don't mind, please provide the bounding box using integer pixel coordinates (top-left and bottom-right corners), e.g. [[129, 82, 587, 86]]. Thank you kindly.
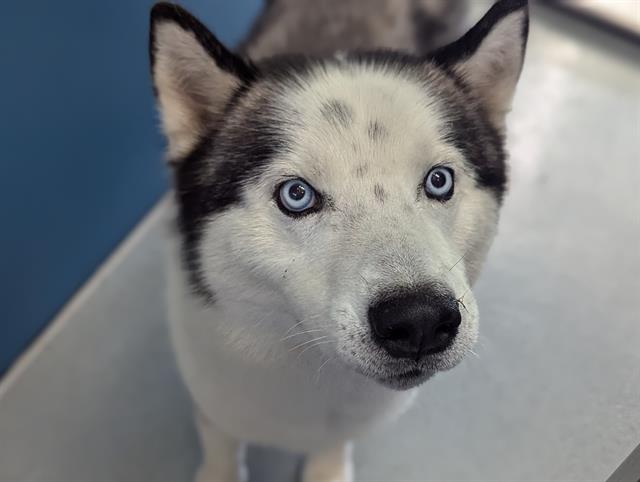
[[1, 4, 639, 482]]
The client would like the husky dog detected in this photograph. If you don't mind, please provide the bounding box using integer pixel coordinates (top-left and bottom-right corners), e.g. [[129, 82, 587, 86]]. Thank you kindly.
[[149, 0, 528, 480]]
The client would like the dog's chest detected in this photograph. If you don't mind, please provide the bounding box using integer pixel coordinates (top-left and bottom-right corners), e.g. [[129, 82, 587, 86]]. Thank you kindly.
[[173, 329, 416, 451]]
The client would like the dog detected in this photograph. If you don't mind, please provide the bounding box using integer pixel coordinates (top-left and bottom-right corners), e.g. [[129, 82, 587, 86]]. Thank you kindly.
[[149, 0, 528, 480]]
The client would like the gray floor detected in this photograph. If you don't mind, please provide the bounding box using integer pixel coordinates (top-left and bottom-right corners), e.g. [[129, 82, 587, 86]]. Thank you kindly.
[[1, 4, 639, 482]]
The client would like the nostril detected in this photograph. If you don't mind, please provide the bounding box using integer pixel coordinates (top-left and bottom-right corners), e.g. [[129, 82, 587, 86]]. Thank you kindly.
[[434, 322, 457, 342], [386, 324, 412, 342], [373, 319, 413, 342], [425, 310, 461, 354], [442, 306, 462, 328]]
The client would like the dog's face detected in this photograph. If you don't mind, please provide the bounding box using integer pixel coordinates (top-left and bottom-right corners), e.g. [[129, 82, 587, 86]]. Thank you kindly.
[[150, 1, 528, 389]]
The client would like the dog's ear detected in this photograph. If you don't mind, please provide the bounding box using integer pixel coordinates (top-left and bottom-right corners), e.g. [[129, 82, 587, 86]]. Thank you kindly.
[[430, 0, 529, 128], [149, 3, 256, 160]]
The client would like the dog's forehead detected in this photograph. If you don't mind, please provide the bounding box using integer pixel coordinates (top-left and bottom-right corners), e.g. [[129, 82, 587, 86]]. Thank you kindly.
[[271, 63, 453, 187]]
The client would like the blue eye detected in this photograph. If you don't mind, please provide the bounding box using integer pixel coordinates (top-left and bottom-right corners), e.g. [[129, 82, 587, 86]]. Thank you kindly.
[[278, 179, 317, 214], [424, 167, 454, 200]]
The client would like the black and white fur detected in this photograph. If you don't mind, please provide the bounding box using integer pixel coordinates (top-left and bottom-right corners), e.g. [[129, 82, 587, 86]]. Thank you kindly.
[[149, 1, 528, 480]]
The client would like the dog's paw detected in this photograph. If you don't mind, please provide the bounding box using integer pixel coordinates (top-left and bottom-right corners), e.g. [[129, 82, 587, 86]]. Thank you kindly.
[[302, 443, 354, 482]]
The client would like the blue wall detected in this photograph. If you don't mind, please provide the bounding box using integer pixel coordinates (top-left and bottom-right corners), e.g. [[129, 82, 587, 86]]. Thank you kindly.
[[0, 0, 262, 375]]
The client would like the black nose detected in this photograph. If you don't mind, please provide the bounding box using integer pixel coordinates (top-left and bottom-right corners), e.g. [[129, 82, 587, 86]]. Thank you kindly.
[[368, 287, 461, 360]]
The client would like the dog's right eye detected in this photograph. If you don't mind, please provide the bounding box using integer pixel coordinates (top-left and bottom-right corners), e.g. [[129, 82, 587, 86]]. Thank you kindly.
[[277, 179, 318, 215]]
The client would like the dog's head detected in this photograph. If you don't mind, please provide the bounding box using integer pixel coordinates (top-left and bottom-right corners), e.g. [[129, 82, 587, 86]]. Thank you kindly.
[[150, 0, 528, 389]]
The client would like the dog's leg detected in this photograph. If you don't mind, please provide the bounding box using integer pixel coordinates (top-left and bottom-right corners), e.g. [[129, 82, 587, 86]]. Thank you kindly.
[[194, 410, 247, 482], [302, 442, 354, 482]]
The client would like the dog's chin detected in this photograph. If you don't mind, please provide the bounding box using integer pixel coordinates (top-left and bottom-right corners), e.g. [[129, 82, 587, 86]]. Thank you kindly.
[[352, 342, 472, 390], [337, 326, 475, 390], [374, 368, 435, 390]]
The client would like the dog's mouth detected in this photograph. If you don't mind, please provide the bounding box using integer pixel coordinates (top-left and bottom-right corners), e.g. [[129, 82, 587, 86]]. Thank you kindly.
[[374, 367, 434, 390]]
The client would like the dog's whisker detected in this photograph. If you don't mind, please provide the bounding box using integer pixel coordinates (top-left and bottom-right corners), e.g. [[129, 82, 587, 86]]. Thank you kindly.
[[455, 286, 472, 314], [284, 322, 334, 337], [281, 312, 328, 337], [280, 328, 326, 342], [447, 251, 467, 273], [282, 320, 307, 337], [452, 288, 470, 314], [296, 340, 336, 360], [289, 335, 329, 352], [458, 286, 471, 299], [314, 357, 334, 384], [469, 348, 481, 359], [455, 297, 469, 314]]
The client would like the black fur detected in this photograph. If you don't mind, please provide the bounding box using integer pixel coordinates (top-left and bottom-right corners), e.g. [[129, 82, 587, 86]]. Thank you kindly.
[[429, 0, 529, 71], [442, 105, 507, 199], [172, 138, 218, 302], [172, 91, 290, 300], [149, 2, 257, 85]]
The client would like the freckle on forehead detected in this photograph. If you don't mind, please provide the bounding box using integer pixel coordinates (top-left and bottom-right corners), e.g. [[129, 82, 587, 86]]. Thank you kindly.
[[320, 99, 352, 128], [354, 164, 369, 177], [367, 121, 387, 142]]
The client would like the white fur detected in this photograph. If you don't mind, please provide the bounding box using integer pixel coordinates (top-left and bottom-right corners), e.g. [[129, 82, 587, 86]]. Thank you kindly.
[[164, 63, 499, 480], [153, 3, 526, 480], [167, 220, 419, 453]]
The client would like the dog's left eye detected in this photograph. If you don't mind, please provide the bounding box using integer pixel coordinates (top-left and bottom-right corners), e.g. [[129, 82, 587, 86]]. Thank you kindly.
[[277, 179, 317, 215], [424, 166, 454, 200]]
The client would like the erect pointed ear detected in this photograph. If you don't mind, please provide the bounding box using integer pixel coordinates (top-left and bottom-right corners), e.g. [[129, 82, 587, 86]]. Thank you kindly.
[[430, 0, 529, 128], [149, 3, 256, 160]]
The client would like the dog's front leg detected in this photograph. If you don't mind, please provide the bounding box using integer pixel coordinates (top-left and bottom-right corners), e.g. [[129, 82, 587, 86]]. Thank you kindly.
[[302, 442, 354, 482], [194, 409, 247, 482]]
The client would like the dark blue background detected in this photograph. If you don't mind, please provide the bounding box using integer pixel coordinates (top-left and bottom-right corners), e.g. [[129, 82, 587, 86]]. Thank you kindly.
[[0, 0, 262, 375]]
